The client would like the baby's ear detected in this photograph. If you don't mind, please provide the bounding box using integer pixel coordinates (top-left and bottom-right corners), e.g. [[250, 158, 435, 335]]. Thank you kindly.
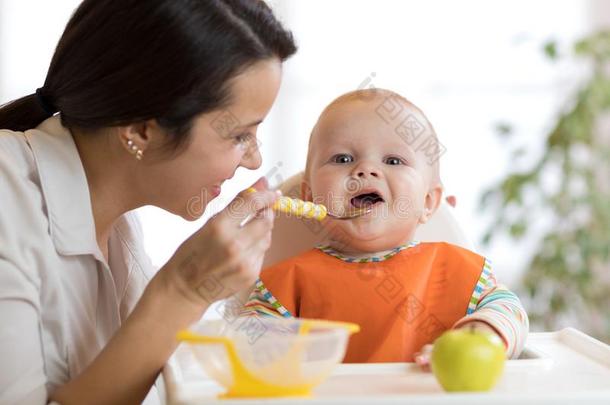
[[300, 179, 313, 201], [418, 184, 443, 224]]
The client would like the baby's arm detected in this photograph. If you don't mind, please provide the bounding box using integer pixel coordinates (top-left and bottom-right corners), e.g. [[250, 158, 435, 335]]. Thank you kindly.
[[238, 279, 287, 318], [415, 262, 528, 369], [452, 265, 529, 358]]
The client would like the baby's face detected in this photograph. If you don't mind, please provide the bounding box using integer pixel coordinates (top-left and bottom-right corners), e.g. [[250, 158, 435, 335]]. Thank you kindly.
[[304, 97, 442, 254]]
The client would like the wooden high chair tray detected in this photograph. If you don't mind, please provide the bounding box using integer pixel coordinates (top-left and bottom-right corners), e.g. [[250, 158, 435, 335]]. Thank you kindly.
[[162, 328, 610, 405]]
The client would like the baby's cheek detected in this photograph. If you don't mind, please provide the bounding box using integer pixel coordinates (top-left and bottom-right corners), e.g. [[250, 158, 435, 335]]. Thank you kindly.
[[326, 191, 348, 213], [311, 183, 346, 210], [390, 194, 422, 221], [392, 180, 427, 218]]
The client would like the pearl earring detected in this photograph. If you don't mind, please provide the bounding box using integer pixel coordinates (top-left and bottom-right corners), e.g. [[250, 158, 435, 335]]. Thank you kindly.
[[126, 139, 144, 161]]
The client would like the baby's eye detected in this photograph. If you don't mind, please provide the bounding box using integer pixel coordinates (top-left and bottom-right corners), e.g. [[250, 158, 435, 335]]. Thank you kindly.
[[384, 156, 405, 165], [331, 154, 354, 164]]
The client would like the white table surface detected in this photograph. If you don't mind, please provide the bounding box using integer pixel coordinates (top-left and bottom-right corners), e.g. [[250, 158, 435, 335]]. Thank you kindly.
[[162, 327, 610, 405]]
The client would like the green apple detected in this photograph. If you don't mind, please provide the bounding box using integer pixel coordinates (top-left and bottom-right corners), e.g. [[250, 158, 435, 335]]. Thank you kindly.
[[430, 328, 506, 392]]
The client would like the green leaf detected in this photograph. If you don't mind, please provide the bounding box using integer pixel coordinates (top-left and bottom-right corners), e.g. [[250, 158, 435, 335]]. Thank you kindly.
[[543, 40, 558, 60], [494, 122, 513, 137], [509, 221, 528, 239]]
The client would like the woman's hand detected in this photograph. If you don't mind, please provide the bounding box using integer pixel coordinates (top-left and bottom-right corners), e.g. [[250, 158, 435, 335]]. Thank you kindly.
[[156, 177, 280, 321]]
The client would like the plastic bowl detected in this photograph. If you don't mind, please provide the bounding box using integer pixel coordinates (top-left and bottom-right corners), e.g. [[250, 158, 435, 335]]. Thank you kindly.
[[179, 317, 359, 398]]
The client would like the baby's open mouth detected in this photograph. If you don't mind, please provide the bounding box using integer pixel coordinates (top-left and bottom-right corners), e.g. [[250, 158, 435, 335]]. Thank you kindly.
[[350, 192, 385, 209]]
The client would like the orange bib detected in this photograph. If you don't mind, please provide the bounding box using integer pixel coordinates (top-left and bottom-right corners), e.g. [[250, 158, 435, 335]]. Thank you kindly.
[[260, 242, 484, 362]]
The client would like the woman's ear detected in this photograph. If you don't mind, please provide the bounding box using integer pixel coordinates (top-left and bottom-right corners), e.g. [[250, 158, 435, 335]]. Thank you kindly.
[[301, 179, 313, 201], [117, 120, 157, 157], [418, 184, 443, 224]]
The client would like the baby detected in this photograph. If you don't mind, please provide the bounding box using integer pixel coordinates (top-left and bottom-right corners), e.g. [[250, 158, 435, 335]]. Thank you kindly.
[[243, 88, 529, 363]]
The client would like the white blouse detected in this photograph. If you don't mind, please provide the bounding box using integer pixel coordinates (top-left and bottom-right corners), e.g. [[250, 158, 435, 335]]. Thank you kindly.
[[0, 116, 157, 404]]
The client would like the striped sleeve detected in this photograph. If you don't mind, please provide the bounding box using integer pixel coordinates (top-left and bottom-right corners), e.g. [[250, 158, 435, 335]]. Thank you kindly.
[[239, 279, 293, 318], [453, 259, 529, 359]]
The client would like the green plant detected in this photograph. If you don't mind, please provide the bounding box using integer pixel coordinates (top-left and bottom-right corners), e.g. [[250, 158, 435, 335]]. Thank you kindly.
[[480, 32, 610, 343]]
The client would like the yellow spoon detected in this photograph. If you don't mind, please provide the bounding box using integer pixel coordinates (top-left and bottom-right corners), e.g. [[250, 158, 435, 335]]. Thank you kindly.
[[246, 188, 371, 221]]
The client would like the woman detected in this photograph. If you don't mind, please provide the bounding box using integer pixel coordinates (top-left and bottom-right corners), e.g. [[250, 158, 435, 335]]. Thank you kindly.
[[0, 0, 296, 404]]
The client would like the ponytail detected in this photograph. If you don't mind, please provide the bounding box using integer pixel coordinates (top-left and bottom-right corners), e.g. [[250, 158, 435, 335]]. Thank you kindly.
[[0, 88, 57, 132]]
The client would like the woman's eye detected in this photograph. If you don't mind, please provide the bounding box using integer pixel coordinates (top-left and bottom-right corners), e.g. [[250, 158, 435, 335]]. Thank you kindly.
[[234, 133, 251, 145], [331, 154, 354, 164], [384, 156, 404, 165]]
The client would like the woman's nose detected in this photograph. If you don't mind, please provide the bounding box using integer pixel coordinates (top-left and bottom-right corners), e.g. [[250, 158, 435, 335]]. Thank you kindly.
[[240, 143, 262, 170]]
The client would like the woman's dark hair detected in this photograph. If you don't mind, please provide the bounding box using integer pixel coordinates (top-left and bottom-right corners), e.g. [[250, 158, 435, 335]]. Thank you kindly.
[[0, 0, 296, 150]]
